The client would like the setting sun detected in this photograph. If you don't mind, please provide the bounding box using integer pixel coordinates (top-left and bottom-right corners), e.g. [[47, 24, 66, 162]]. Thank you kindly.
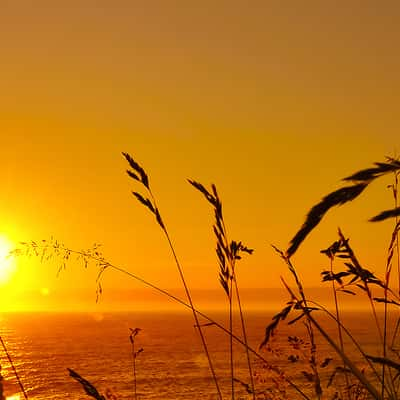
[[0, 235, 16, 285]]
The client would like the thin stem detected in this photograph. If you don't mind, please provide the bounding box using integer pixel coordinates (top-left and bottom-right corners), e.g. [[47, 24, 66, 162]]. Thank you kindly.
[[148, 189, 222, 399], [218, 212, 255, 399], [383, 251, 391, 399], [393, 171, 400, 296], [308, 313, 382, 400], [228, 278, 234, 400], [233, 274, 256, 400], [282, 282, 383, 400], [389, 170, 400, 399], [338, 230, 385, 346], [285, 257, 322, 399], [306, 300, 387, 391], [0, 336, 28, 399], [162, 228, 222, 399], [330, 257, 349, 398], [114, 257, 309, 399], [132, 340, 137, 400], [0, 375, 4, 400], [394, 172, 400, 399]]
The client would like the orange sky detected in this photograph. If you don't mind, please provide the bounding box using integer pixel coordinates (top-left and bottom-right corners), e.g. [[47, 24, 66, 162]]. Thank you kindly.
[[1, 1, 399, 311]]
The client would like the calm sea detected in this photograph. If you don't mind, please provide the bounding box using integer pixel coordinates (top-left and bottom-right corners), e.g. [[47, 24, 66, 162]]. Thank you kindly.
[[0, 311, 384, 399]]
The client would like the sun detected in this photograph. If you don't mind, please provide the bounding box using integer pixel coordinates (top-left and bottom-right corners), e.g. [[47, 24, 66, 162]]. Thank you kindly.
[[0, 235, 16, 285]]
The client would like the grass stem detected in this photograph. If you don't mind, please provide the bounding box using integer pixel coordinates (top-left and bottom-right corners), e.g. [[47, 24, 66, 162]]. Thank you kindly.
[[0, 336, 28, 399]]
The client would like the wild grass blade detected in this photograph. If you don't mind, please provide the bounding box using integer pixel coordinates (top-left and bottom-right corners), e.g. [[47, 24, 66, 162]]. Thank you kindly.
[[189, 180, 256, 400], [123, 154, 222, 399], [288, 157, 400, 258], [129, 328, 142, 400], [68, 368, 105, 400], [287, 183, 368, 257], [0, 336, 28, 399], [370, 207, 400, 222], [280, 279, 383, 400], [323, 244, 350, 398]]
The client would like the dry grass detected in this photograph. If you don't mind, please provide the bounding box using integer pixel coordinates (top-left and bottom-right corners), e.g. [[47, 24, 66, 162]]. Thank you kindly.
[[5, 155, 400, 399]]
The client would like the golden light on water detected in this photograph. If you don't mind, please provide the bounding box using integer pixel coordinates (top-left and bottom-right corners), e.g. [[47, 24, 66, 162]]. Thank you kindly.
[[0, 235, 16, 285]]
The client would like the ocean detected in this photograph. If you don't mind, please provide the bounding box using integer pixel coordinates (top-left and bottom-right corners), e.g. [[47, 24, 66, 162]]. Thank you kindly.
[[0, 310, 386, 399]]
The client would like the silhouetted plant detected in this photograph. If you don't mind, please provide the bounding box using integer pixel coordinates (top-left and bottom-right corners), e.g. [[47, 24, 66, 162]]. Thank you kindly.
[[69, 368, 106, 400], [0, 335, 28, 399], [129, 328, 143, 400], [287, 158, 400, 258], [262, 157, 400, 400], [122, 152, 222, 399], [11, 154, 400, 400], [0, 366, 4, 400], [189, 180, 255, 400]]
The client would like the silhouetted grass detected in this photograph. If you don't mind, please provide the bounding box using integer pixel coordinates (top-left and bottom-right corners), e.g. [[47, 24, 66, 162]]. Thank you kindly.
[[7, 155, 400, 399], [0, 335, 28, 399], [265, 158, 400, 400], [69, 368, 106, 400], [287, 158, 400, 258], [129, 328, 143, 400], [189, 180, 255, 400], [122, 152, 223, 399]]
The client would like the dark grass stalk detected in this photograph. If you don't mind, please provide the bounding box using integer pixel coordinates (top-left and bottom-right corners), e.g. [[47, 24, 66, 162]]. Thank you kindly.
[[394, 172, 400, 399], [287, 157, 400, 259], [129, 328, 142, 400], [232, 273, 256, 400], [329, 256, 350, 399], [337, 230, 385, 349], [133, 343, 137, 400], [228, 278, 234, 400], [13, 242, 310, 400], [188, 181, 256, 399], [160, 227, 222, 399], [277, 246, 386, 399], [0, 369, 4, 400], [385, 170, 400, 399], [309, 298, 400, 400], [383, 265, 390, 399], [280, 278, 383, 400], [274, 248, 322, 398], [305, 298, 400, 400], [122, 153, 222, 399], [0, 336, 28, 399], [306, 299, 384, 384], [392, 173, 400, 399], [383, 237, 392, 398], [284, 158, 400, 398], [392, 171, 400, 295], [68, 369, 105, 400]]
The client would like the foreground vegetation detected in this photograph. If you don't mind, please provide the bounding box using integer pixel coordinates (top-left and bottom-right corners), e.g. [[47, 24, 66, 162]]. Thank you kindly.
[[2, 155, 400, 399]]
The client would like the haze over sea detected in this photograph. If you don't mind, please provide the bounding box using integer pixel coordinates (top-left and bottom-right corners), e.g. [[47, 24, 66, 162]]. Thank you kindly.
[[0, 310, 383, 400]]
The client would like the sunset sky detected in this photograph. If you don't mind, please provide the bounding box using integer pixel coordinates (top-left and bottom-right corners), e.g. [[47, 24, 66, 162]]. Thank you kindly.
[[1, 1, 399, 311]]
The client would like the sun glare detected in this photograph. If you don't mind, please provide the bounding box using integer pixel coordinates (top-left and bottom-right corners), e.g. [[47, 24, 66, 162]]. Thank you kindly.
[[0, 235, 16, 285]]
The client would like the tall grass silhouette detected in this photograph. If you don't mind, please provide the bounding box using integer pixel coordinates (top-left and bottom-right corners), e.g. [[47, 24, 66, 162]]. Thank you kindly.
[[188, 180, 255, 399], [261, 157, 400, 400], [121, 152, 222, 399], [7, 155, 400, 399]]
